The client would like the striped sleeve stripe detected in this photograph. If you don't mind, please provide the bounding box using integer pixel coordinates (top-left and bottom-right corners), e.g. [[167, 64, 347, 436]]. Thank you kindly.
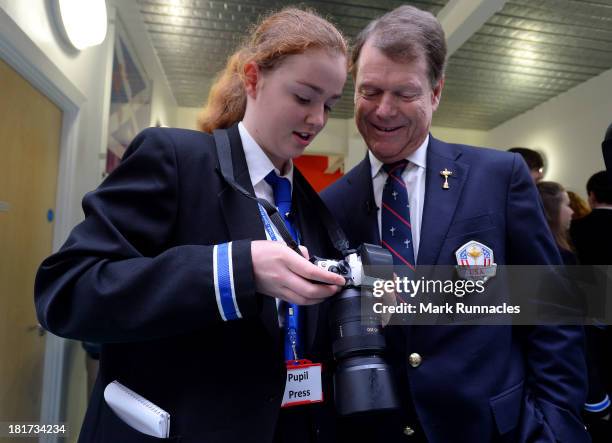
[[584, 395, 611, 413], [213, 243, 242, 321]]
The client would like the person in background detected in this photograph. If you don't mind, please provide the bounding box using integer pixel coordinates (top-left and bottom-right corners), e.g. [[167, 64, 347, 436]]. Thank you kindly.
[[508, 147, 545, 183], [537, 181, 575, 264], [571, 171, 612, 265], [568, 190, 591, 220], [34, 8, 347, 442], [570, 170, 612, 442]]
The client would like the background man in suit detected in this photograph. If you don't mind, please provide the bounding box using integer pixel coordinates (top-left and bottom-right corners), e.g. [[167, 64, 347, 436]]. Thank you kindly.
[[571, 170, 612, 265], [321, 6, 588, 442]]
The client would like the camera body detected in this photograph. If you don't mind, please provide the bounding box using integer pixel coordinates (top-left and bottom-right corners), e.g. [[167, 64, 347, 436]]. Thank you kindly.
[[311, 253, 361, 286], [312, 244, 399, 416]]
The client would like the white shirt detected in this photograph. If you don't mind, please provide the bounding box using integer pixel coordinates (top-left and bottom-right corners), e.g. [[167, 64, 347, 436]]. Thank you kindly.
[[238, 121, 294, 205], [369, 134, 428, 261]]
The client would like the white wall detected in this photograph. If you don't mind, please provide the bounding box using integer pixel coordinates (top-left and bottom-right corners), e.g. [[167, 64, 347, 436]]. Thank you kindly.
[[485, 67, 612, 197], [430, 126, 489, 148], [176, 106, 201, 130]]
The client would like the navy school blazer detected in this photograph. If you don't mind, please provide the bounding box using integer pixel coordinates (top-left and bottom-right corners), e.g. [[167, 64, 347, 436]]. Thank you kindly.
[[321, 136, 589, 443], [35, 125, 342, 443]]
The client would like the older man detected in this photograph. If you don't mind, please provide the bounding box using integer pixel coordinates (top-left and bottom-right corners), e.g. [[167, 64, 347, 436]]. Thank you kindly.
[[321, 6, 588, 443]]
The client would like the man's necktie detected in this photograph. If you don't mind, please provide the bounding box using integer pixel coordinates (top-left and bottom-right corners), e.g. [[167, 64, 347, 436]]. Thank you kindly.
[[381, 160, 416, 272], [264, 171, 301, 361]]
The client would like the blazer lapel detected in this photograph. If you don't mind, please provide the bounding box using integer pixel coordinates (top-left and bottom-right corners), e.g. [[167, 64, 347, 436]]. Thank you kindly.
[[417, 136, 470, 265], [217, 125, 266, 242], [216, 125, 280, 344]]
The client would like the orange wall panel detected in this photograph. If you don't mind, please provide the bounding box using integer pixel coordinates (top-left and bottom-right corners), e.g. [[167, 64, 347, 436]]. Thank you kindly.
[[293, 155, 343, 193]]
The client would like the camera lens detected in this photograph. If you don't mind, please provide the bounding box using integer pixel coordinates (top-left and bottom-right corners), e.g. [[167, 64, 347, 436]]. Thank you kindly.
[[329, 287, 399, 416], [334, 355, 400, 416]]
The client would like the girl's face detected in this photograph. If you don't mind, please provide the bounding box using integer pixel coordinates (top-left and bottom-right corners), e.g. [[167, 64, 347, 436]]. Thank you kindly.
[[559, 191, 574, 230], [243, 49, 347, 172]]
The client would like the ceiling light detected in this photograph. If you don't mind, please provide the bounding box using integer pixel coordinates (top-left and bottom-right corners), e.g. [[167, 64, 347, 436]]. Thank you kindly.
[[55, 0, 108, 50]]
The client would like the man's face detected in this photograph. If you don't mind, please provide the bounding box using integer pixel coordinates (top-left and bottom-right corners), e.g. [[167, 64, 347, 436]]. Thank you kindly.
[[354, 41, 443, 163]]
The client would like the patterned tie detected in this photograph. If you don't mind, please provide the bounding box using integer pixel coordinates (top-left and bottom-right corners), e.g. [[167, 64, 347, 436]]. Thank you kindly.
[[264, 171, 301, 361], [381, 160, 416, 272]]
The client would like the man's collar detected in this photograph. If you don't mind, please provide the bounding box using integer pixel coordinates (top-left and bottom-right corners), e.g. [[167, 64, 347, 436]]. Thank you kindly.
[[238, 121, 294, 186], [369, 133, 429, 178]]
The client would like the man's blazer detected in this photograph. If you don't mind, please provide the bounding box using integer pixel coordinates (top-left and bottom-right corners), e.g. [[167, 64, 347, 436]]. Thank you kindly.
[[321, 136, 588, 443], [571, 208, 612, 265], [35, 125, 339, 443]]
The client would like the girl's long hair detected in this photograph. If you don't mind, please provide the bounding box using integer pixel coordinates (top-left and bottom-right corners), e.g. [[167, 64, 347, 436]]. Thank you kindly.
[[198, 8, 347, 133]]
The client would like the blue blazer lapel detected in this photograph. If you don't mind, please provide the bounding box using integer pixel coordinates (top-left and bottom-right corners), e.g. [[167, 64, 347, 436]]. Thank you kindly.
[[417, 136, 470, 265]]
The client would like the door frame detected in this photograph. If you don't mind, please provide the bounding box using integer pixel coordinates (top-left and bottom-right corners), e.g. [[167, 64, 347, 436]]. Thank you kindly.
[[0, 6, 85, 440]]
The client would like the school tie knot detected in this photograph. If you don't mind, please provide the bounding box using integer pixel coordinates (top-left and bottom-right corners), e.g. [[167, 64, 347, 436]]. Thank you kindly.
[[264, 171, 292, 211]]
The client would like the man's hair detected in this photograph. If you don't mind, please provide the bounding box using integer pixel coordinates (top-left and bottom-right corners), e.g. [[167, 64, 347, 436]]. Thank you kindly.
[[586, 171, 612, 204], [349, 5, 446, 87], [507, 147, 544, 170]]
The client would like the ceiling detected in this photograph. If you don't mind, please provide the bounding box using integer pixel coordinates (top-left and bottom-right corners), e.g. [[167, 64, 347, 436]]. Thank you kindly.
[[437, 0, 612, 129], [133, 0, 612, 130]]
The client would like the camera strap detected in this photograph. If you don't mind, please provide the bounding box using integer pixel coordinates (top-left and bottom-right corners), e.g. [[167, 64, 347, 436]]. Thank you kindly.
[[213, 129, 351, 257], [213, 129, 301, 255]]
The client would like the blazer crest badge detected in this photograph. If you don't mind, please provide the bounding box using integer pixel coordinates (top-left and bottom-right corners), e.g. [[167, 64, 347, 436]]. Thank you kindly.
[[455, 240, 497, 281]]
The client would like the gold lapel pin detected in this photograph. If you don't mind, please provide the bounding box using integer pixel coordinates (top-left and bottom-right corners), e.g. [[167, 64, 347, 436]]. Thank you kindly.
[[440, 168, 453, 189]]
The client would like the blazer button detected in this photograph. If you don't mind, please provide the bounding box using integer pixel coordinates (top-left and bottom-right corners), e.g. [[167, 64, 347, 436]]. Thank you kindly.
[[403, 426, 415, 436], [408, 353, 422, 368]]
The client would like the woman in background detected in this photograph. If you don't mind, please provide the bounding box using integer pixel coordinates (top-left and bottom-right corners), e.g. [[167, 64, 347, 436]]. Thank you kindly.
[[537, 181, 575, 264], [568, 190, 591, 220]]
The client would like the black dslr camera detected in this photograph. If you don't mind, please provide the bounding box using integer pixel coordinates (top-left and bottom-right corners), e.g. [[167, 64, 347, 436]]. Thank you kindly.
[[312, 244, 399, 416]]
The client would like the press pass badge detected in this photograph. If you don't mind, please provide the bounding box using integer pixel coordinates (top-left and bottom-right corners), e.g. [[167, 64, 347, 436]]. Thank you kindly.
[[281, 360, 323, 407]]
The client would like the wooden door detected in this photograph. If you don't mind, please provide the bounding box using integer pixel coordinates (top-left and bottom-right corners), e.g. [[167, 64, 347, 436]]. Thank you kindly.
[[0, 56, 62, 430]]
